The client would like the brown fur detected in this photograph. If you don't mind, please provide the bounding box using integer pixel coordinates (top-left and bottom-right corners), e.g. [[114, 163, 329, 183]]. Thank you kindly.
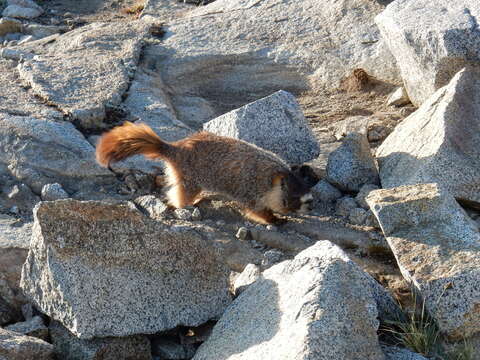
[[96, 122, 311, 224]]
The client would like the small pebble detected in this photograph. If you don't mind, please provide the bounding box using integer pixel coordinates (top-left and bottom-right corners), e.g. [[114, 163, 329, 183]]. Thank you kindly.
[[236, 227, 250, 240], [191, 208, 201, 221], [262, 249, 284, 267], [174, 208, 192, 221]]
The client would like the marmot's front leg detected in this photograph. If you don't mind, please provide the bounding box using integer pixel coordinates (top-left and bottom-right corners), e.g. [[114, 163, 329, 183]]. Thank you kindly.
[[243, 208, 285, 225]]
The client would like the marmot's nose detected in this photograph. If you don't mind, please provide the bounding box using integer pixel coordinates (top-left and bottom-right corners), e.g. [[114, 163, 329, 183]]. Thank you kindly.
[[300, 193, 313, 204]]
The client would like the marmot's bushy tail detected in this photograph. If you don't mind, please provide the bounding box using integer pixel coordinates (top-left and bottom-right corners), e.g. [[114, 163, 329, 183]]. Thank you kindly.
[[96, 122, 175, 167]]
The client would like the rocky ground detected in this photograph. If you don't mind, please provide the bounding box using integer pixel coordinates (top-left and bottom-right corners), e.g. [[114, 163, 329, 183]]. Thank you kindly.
[[0, 0, 479, 359]]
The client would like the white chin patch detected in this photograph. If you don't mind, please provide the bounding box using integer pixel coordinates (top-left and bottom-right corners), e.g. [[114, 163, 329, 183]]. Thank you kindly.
[[300, 193, 313, 204]]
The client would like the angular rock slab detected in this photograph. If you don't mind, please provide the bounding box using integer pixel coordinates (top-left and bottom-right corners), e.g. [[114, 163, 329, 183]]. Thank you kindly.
[[0, 214, 32, 311], [376, 0, 480, 106], [0, 114, 115, 194], [326, 131, 379, 192], [203, 90, 320, 164], [193, 241, 393, 360], [376, 68, 480, 208], [17, 21, 149, 129], [20, 200, 232, 339], [151, 0, 400, 123], [366, 183, 480, 339], [0, 327, 54, 360]]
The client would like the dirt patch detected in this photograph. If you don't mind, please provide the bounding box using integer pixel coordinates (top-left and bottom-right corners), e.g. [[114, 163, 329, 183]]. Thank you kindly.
[[36, 0, 145, 25], [299, 72, 405, 129]]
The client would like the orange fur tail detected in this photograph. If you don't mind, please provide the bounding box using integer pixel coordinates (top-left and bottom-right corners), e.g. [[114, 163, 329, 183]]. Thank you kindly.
[[96, 122, 174, 167]]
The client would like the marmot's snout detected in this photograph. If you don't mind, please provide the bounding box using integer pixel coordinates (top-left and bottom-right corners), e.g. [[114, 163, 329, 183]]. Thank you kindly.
[[298, 192, 314, 214]]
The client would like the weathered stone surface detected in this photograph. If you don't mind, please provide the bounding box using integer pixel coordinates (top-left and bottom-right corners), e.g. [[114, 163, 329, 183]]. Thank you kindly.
[[8, 0, 43, 12], [134, 195, 168, 220], [0, 296, 17, 325], [4, 183, 40, 215], [376, 68, 480, 208], [194, 241, 394, 360], [376, 0, 480, 106], [5, 316, 48, 341], [366, 183, 480, 339], [50, 321, 152, 360], [331, 116, 371, 140], [250, 228, 311, 252], [2, 5, 42, 19], [0, 59, 61, 120], [356, 184, 380, 210], [326, 131, 379, 192], [382, 346, 428, 360], [311, 179, 342, 204], [203, 90, 319, 164], [0, 327, 54, 360], [23, 24, 64, 39], [233, 263, 261, 296], [305, 141, 342, 179], [151, 336, 196, 360], [141, 0, 193, 22], [349, 207, 368, 225], [20, 200, 232, 339], [147, 0, 399, 124], [335, 196, 358, 217], [40, 183, 69, 201], [17, 21, 149, 129], [0, 114, 116, 195], [386, 87, 410, 107], [0, 214, 31, 310]]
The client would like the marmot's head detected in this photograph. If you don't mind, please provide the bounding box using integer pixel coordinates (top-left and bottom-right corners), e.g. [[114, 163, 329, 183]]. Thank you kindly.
[[265, 170, 313, 215]]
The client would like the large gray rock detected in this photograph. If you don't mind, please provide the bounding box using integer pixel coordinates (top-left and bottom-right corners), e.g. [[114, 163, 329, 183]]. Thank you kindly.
[[382, 346, 428, 360], [376, 0, 480, 106], [366, 183, 480, 339], [0, 327, 54, 360], [49, 321, 152, 360], [194, 241, 396, 360], [203, 90, 319, 164], [17, 21, 149, 129], [20, 200, 232, 339], [0, 114, 116, 195], [376, 68, 480, 208], [326, 131, 379, 192], [0, 214, 31, 310], [0, 59, 62, 120], [5, 316, 49, 341], [4, 183, 40, 215], [2, 5, 42, 19], [146, 0, 399, 124], [40, 183, 69, 201], [311, 179, 342, 203]]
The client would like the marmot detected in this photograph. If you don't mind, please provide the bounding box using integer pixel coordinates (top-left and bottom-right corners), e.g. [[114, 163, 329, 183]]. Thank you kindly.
[[96, 122, 313, 224]]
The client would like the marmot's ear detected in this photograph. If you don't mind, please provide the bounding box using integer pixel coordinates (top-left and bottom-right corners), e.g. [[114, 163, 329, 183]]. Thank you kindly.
[[291, 164, 319, 188]]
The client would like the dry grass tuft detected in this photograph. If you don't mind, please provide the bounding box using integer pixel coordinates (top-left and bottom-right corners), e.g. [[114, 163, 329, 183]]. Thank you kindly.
[[121, 0, 145, 17]]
